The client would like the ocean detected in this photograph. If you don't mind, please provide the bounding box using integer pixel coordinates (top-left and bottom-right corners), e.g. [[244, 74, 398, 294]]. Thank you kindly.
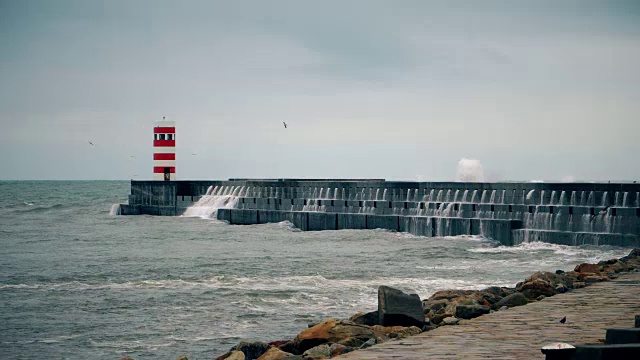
[[0, 181, 633, 359]]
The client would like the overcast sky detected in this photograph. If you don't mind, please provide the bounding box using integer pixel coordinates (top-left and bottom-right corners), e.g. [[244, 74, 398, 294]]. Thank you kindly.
[[1, 0, 639, 181]]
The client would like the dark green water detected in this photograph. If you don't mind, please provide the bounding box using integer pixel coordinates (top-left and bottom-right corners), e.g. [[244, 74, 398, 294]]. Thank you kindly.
[[0, 181, 633, 359]]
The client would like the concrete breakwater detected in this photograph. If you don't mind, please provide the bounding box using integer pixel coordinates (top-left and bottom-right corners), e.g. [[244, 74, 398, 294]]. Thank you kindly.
[[117, 179, 640, 247]]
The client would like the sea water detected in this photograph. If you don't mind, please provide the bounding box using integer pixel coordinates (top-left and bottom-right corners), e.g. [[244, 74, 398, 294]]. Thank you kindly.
[[0, 181, 633, 359]]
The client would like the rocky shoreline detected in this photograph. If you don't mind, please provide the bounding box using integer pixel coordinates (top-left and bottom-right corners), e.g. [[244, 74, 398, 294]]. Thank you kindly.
[[123, 248, 640, 360]]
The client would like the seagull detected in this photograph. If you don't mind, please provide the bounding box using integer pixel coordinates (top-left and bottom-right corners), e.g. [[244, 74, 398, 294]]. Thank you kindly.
[[88, 141, 94, 146], [192, 151, 197, 156], [283, 121, 288, 129], [129, 155, 135, 159], [559, 316, 566, 324]]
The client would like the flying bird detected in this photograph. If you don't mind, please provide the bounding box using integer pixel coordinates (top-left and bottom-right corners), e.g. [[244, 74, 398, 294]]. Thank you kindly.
[[283, 121, 288, 129], [559, 316, 566, 324], [88, 141, 94, 146]]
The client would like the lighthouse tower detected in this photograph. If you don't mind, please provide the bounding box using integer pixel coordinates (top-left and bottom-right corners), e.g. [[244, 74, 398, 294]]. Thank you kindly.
[[153, 117, 176, 181]]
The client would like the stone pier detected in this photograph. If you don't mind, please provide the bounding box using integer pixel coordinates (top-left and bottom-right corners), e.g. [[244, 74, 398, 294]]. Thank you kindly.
[[117, 179, 640, 247], [339, 272, 640, 359]]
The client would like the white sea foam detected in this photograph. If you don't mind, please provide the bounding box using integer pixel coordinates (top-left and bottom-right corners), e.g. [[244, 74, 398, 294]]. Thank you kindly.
[[467, 241, 630, 261]]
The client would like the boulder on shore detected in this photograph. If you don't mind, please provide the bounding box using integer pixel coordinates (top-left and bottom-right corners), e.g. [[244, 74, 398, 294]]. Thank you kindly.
[[292, 319, 375, 354], [349, 311, 380, 326], [456, 305, 490, 319], [256, 347, 294, 360], [493, 292, 528, 309], [574, 263, 601, 273], [378, 286, 424, 327], [231, 342, 270, 360], [217, 351, 245, 360]]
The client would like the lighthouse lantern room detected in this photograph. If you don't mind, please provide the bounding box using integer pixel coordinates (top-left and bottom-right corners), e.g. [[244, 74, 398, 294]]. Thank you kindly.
[[153, 117, 176, 181]]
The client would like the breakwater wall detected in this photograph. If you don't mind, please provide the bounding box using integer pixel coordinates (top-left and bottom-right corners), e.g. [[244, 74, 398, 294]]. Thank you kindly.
[[118, 179, 640, 247]]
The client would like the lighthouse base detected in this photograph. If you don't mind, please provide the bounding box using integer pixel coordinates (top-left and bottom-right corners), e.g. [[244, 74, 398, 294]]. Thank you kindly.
[[153, 173, 176, 181]]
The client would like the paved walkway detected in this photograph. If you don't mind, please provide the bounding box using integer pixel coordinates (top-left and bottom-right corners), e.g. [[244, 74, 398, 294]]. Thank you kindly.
[[340, 272, 640, 359]]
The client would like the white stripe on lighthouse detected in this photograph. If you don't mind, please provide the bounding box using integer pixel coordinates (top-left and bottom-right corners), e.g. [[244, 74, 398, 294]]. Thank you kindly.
[[152, 147, 176, 154], [152, 160, 177, 167]]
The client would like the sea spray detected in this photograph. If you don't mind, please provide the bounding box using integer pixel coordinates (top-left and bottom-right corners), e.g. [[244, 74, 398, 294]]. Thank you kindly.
[[456, 158, 485, 182], [182, 195, 239, 219]]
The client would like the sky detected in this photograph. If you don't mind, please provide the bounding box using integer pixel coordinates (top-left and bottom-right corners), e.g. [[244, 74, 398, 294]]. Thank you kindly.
[[1, 0, 639, 181]]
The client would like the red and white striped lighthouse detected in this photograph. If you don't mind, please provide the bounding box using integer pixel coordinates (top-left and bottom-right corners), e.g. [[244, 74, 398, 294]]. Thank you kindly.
[[153, 117, 176, 181]]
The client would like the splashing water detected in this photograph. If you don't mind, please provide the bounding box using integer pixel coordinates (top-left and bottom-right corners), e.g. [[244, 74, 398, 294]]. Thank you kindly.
[[109, 204, 121, 216], [456, 158, 485, 182], [182, 195, 239, 219]]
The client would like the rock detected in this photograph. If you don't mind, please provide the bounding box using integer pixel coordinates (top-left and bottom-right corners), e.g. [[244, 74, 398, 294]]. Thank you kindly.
[[120, 357, 135, 360], [336, 337, 365, 348], [583, 275, 610, 283], [625, 248, 640, 259], [442, 317, 460, 325], [177, 356, 188, 360], [455, 305, 490, 320], [302, 344, 331, 359], [555, 284, 568, 293], [574, 281, 586, 289], [555, 269, 565, 274], [385, 326, 422, 339], [368, 325, 387, 338], [232, 342, 270, 360], [277, 342, 298, 355], [422, 324, 437, 332], [375, 337, 388, 344], [219, 351, 245, 360], [378, 286, 424, 327], [427, 289, 476, 301], [293, 319, 375, 354], [516, 279, 557, 299], [478, 287, 514, 305], [268, 340, 289, 348], [536, 295, 546, 301], [256, 347, 294, 360], [430, 313, 453, 325], [422, 299, 449, 316], [360, 338, 376, 349], [494, 292, 528, 309], [349, 311, 380, 326], [574, 263, 601, 273], [499, 306, 508, 311], [329, 343, 352, 356]]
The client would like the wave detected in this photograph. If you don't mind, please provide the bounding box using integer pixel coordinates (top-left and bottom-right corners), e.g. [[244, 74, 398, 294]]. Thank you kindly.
[[467, 241, 631, 260], [0, 274, 501, 300], [13, 203, 66, 213]]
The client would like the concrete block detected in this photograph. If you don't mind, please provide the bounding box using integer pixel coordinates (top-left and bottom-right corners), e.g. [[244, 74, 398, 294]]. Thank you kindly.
[[606, 328, 640, 344], [217, 208, 231, 222], [574, 344, 640, 360], [290, 212, 308, 231], [338, 213, 367, 229], [256, 210, 285, 224], [308, 212, 338, 231], [366, 215, 399, 231], [230, 209, 258, 225]]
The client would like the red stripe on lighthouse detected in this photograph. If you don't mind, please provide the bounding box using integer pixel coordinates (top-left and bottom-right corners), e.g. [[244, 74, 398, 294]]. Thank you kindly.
[[153, 140, 175, 147], [153, 167, 176, 173], [153, 127, 176, 133], [153, 153, 176, 160]]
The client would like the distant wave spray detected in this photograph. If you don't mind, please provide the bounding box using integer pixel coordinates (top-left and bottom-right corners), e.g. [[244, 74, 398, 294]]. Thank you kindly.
[[456, 158, 484, 182]]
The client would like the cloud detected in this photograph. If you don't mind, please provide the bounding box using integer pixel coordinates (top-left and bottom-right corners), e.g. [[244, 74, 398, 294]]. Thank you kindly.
[[1, 0, 639, 180]]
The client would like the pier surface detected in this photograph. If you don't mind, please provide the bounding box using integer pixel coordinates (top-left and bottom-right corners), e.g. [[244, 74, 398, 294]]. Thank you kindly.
[[339, 272, 640, 359]]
